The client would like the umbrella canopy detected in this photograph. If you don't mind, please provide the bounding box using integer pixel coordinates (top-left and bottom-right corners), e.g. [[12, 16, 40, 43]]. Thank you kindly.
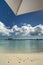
[[5, 0, 43, 15]]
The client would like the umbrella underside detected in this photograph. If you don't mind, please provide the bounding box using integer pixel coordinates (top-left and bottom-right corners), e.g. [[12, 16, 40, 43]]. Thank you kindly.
[[5, 0, 43, 15]]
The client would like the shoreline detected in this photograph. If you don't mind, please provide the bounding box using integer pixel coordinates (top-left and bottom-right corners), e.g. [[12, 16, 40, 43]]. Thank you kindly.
[[5, 38, 43, 40]]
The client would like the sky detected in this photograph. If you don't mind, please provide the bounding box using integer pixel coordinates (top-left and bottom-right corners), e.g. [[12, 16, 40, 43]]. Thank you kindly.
[[0, 0, 43, 39]]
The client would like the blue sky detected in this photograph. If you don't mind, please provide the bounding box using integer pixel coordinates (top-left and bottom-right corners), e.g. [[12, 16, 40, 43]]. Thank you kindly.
[[0, 0, 43, 39]]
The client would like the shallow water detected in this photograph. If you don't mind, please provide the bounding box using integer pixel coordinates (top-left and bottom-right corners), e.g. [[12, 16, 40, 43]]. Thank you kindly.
[[0, 40, 43, 53]]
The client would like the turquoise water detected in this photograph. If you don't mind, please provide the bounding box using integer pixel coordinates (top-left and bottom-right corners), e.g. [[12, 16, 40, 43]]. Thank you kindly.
[[0, 40, 43, 53]]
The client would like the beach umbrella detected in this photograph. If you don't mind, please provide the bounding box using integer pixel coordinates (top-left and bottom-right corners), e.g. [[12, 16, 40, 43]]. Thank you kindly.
[[5, 0, 43, 15]]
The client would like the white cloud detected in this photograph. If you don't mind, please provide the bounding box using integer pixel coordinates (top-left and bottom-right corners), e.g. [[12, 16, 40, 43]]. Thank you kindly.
[[12, 24, 43, 36], [0, 21, 11, 36], [12, 24, 32, 36], [0, 21, 43, 37], [29, 24, 43, 36]]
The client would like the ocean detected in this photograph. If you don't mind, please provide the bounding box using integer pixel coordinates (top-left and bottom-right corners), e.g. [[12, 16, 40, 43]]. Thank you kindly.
[[0, 40, 43, 53]]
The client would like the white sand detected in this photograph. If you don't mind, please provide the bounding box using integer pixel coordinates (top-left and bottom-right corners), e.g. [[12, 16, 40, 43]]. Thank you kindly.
[[0, 53, 43, 65]]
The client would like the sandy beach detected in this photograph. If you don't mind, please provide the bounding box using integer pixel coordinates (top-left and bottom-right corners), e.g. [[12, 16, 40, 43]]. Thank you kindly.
[[0, 53, 43, 65]]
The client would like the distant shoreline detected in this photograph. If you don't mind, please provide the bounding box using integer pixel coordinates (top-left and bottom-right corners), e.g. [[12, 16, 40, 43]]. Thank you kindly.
[[0, 38, 43, 40]]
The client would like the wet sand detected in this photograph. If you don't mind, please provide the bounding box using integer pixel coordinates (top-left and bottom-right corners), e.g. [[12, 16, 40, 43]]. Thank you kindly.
[[0, 53, 43, 65]]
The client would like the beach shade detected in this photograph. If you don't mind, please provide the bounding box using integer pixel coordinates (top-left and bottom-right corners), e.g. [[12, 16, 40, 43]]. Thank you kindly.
[[5, 0, 43, 15]]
